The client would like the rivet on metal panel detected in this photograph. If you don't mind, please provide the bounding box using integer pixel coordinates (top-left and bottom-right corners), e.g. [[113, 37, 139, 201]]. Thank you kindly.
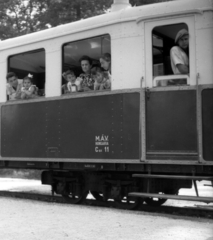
[[192, 166, 196, 175], [147, 165, 151, 174]]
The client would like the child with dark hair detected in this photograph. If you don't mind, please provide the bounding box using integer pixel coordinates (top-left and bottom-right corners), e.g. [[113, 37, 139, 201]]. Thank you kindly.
[[62, 70, 77, 94], [91, 66, 111, 91], [6, 72, 23, 100], [100, 53, 111, 74], [21, 74, 38, 99]]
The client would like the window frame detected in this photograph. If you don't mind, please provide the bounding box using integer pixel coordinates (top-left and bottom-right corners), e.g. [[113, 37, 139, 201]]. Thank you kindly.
[[62, 34, 111, 94], [7, 48, 46, 100], [144, 16, 196, 88]]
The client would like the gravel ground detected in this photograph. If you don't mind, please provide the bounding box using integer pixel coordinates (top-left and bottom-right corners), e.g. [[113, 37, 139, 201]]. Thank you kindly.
[[0, 178, 213, 240]]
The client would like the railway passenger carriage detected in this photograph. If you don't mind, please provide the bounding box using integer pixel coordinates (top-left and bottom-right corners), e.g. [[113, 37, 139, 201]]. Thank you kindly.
[[0, 0, 213, 208]]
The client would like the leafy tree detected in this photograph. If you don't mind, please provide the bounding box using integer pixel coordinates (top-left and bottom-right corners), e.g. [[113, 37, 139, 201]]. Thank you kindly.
[[0, 0, 172, 40]]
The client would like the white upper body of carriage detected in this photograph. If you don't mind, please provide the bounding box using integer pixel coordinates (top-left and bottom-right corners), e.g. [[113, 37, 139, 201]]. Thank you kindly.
[[0, 0, 212, 102]]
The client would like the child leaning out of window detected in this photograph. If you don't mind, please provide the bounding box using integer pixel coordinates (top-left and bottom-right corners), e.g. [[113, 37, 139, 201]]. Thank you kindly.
[[62, 70, 78, 94], [21, 74, 38, 99], [91, 66, 111, 91]]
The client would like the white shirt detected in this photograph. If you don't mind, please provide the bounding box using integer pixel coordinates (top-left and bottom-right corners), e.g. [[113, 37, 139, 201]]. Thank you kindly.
[[6, 79, 23, 100], [170, 46, 189, 74]]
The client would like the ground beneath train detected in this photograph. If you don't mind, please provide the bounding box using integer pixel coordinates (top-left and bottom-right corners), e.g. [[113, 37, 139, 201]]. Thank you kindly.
[[0, 178, 212, 240]]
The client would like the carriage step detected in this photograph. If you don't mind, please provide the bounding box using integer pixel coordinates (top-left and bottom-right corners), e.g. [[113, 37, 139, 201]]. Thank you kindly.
[[132, 174, 213, 181], [128, 192, 213, 203]]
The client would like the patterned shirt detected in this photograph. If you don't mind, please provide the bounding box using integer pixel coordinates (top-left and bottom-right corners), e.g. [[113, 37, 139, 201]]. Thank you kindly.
[[79, 73, 94, 91]]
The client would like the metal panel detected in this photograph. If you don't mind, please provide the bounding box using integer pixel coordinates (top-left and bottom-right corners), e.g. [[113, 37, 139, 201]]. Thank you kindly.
[[146, 90, 197, 155], [202, 89, 213, 161], [59, 93, 140, 159], [1, 92, 140, 160], [1, 102, 46, 157]]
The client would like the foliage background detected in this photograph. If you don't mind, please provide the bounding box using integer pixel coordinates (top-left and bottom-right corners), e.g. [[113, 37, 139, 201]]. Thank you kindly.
[[0, 0, 172, 40]]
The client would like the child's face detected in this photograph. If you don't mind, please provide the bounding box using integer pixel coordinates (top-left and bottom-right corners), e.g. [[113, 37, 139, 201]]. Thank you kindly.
[[94, 72, 104, 83], [66, 74, 76, 83], [8, 76, 18, 87], [23, 79, 32, 88], [100, 58, 110, 71]]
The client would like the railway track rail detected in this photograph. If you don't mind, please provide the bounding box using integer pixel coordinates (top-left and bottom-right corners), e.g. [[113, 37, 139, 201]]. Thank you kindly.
[[0, 190, 212, 219]]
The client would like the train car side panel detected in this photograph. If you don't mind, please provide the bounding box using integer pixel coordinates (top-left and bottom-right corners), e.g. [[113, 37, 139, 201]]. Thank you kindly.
[[146, 89, 197, 156], [1, 102, 47, 158], [1, 92, 140, 160], [202, 88, 213, 161]]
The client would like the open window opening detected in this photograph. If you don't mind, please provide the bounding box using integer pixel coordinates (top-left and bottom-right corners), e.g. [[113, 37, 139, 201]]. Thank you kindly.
[[152, 23, 189, 87], [8, 49, 45, 100], [62, 34, 111, 94]]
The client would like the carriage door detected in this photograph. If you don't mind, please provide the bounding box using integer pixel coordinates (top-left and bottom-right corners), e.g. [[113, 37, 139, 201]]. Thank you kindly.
[[143, 16, 199, 161]]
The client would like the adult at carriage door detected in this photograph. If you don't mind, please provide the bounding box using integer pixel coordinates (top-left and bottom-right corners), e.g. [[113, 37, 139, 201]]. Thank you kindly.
[[170, 29, 189, 75]]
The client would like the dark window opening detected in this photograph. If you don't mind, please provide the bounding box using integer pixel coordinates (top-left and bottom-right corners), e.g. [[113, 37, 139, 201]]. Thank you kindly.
[[152, 23, 189, 86], [8, 49, 46, 97], [62, 34, 111, 92]]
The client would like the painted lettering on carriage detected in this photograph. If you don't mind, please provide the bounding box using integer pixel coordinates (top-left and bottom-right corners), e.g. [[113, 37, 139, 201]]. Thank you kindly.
[[95, 135, 109, 142], [84, 164, 96, 168], [95, 147, 103, 153], [96, 142, 109, 146], [95, 135, 109, 153]]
